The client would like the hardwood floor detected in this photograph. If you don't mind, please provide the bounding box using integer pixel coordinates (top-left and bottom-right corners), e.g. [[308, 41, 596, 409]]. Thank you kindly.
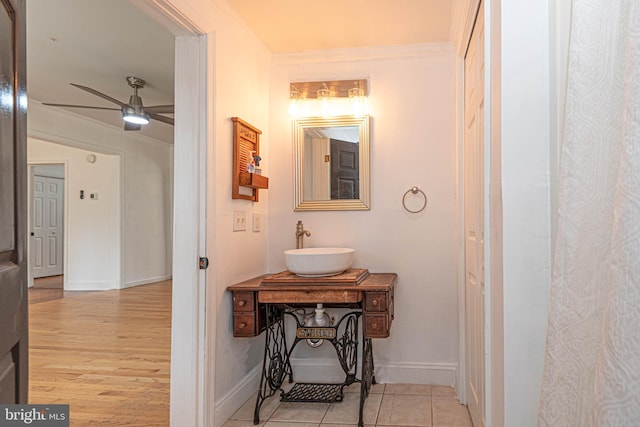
[[29, 280, 172, 426]]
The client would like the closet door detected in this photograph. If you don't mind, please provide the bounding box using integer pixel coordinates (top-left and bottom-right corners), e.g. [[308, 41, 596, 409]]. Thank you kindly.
[[464, 2, 485, 426], [32, 175, 64, 278]]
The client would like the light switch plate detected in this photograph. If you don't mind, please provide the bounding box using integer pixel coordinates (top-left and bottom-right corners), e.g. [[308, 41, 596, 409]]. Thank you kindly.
[[252, 213, 261, 232], [233, 210, 247, 231]]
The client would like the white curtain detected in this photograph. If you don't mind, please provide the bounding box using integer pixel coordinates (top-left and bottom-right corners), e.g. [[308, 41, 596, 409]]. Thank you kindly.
[[538, 0, 640, 426]]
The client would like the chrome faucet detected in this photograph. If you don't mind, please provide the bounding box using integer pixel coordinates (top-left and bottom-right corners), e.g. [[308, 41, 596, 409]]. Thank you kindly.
[[295, 220, 311, 249]]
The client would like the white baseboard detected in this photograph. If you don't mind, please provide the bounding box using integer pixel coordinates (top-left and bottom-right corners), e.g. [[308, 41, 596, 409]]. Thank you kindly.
[[289, 358, 457, 386], [64, 280, 113, 291], [122, 274, 172, 289], [214, 363, 262, 427], [213, 359, 458, 426], [375, 361, 458, 387]]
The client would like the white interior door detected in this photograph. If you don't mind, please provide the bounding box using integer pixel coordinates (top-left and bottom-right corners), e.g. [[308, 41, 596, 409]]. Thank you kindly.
[[31, 175, 64, 278], [464, 2, 485, 426]]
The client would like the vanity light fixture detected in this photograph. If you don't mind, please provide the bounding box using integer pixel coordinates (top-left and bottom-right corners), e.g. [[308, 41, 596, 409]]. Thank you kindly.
[[289, 79, 368, 117]]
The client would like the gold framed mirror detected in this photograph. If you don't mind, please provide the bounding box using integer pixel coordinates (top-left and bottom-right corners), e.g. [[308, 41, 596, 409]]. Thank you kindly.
[[293, 115, 370, 211]]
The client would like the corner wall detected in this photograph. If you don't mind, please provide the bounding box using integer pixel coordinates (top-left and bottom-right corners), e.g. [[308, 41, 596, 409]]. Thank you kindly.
[[500, 0, 553, 424], [204, 6, 272, 418], [268, 44, 459, 385]]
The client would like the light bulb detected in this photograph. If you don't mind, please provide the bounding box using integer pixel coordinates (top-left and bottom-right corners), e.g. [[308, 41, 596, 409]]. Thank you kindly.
[[289, 87, 301, 117], [317, 84, 332, 117]]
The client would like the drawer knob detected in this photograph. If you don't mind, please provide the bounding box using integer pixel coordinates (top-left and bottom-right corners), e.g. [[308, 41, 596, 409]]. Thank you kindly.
[[372, 299, 378, 306], [372, 323, 378, 329], [239, 322, 247, 329], [238, 300, 246, 307]]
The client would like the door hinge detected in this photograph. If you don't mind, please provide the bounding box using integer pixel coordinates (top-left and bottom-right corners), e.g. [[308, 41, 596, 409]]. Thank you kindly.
[[199, 257, 209, 270]]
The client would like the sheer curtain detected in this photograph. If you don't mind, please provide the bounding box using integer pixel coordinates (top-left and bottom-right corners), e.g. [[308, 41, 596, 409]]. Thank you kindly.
[[538, 0, 640, 425]]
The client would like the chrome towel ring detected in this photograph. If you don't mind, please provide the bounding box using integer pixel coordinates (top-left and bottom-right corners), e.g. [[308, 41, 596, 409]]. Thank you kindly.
[[402, 186, 427, 213]]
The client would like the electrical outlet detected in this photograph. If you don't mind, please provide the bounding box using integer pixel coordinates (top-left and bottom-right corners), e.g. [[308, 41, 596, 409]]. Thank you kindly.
[[252, 213, 261, 232], [233, 210, 247, 231]]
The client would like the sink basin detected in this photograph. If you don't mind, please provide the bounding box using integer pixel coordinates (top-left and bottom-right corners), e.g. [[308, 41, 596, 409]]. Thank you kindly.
[[284, 247, 354, 277]]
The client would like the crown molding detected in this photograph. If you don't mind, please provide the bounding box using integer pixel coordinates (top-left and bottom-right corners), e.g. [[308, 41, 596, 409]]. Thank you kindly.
[[273, 42, 454, 65]]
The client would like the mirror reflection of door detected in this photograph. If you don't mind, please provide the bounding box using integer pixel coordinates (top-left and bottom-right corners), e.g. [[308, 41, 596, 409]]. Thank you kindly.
[[303, 125, 360, 201], [330, 138, 359, 199], [31, 165, 64, 279]]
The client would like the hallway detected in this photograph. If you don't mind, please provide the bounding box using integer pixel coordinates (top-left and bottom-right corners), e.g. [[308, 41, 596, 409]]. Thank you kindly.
[[28, 280, 171, 426]]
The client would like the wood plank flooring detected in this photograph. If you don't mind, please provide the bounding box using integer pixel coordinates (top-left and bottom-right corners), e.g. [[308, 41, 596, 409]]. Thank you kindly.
[[29, 280, 172, 426]]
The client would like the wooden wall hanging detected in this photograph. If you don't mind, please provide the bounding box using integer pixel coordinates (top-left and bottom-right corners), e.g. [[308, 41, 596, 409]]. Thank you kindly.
[[232, 117, 268, 201]]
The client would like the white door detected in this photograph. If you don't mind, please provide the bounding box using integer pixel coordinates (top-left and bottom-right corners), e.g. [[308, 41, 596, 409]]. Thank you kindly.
[[464, 2, 485, 426], [31, 175, 64, 278]]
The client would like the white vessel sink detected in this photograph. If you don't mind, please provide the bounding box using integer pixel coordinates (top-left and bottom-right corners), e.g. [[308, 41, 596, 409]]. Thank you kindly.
[[284, 247, 354, 277]]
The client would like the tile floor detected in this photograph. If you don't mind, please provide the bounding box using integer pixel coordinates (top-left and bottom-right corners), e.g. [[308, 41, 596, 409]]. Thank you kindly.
[[224, 383, 473, 427]]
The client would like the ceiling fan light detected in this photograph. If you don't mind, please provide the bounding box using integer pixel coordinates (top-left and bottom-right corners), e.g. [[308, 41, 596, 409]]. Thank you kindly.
[[122, 106, 149, 125]]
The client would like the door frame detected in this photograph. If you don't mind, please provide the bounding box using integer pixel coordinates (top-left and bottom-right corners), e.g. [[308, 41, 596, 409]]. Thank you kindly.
[[27, 162, 67, 287], [131, 1, 212, 425], [453, 0, 482, 406], [454, 1, 502, 426]]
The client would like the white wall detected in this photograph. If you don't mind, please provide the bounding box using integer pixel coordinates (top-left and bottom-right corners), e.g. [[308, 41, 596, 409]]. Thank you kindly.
[[28, 139, 121, 290], [206, 4, 272, 413], [500, 0, 553, 425], [268, 44, 458, 385], [27, 101, 173, 289]]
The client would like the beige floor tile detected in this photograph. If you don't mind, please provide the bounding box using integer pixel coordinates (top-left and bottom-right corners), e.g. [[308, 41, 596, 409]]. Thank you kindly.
[[377, 394, 432, 426], [370, 383, 386, 394], [430, 386, 456, 397], [384, 384, 432, 396], [223, 420, 266, 427], [270, 402, 330, 423], [432, 397, 472, 427], [265, 422, 320, 427], [322, 390, 382, 425], [231, 394, 281, 422], [342, 382, 386, 394]]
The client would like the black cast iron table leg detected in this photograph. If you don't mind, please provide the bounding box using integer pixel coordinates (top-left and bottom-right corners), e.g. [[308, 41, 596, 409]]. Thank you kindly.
[[358, 338, 374, 427], [253, 305, 292, 424]]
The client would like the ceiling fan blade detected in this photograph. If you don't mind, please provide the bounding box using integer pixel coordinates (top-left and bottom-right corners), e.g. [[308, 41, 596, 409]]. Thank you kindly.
[[42, 102, 120, 111], [124, 121, 142, 131], [70, 83, 127, 108], [144, 105, 174, 114], [148, 112, 174, 126]]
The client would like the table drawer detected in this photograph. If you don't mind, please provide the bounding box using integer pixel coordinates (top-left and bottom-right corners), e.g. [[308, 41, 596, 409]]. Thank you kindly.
[[364, 313, 390, 338], [365, 292, 388, 312], [233, 292, 255, 312], [233, 313, 258, 337]]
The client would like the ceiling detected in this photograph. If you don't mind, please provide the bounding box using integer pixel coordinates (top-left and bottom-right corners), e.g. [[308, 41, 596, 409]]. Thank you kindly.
[[27, 0, 176, 143], [226, 0, 453, 53], [26, 1, 453, 144]]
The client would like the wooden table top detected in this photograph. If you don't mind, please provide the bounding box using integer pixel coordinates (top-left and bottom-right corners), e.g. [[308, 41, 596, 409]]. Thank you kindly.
[[227, 272, 396, 305], [227, 271, 397, 292]]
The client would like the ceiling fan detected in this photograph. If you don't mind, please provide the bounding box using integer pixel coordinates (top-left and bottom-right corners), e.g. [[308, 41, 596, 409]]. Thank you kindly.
[[43, 76, 174, 131]]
